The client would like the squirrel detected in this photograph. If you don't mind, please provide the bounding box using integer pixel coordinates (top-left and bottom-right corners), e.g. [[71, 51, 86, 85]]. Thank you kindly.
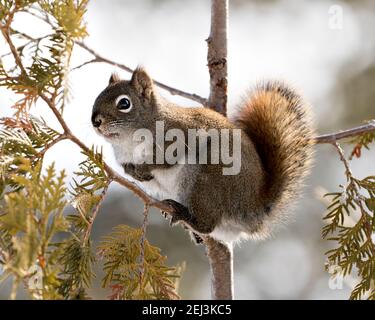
[[91, 67, 314, 244]]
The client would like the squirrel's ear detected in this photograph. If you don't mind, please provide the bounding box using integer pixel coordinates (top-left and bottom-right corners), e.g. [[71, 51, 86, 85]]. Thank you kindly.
[[131, 66, 153, 99], [109, 72, 120, 85]]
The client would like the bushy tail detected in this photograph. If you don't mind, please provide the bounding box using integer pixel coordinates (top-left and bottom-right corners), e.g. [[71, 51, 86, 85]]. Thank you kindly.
[[235, 81, 314, 212]]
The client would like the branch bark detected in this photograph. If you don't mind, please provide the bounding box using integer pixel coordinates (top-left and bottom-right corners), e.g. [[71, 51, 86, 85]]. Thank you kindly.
[[205, 237, 233, 300], [75, 41, 208, 106], [314, 121, 375, 144], [0, 24, 27, 76], [204, 0, 233, 301], [207, 0, 228, 115]]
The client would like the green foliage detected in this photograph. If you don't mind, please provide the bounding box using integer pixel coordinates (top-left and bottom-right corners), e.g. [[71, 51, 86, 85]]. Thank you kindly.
[[0, 1, 182, 300], [98, 225, 181, 300], [53, 237, 95, 299], [54, 147, 109, 299], [0, 117, 59, 156], [0, 117, 101, 299], [0, 1, 38, 22], [0, 117, 60, 193], [72, 147, 109, 196], [69, 147, 109, 235], [1, 0, 88, 114], [40, 0, 89, 38], [323, 174, 375, 299], [0, 126, 180, 300], [0, 161, 68, 299], [0, 1, 12, 21], [2, 0, 374, 302]]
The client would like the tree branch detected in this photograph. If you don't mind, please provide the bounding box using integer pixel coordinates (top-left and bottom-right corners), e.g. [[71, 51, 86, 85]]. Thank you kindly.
[[139, 204, 149, 291], [64, 131, 172, 213], [3, 4, 374, 302], [83, 182, 111, 245], [205, 237, 233, 299], [206, 0, 228, 115], [204, 0, 233, 301], [71, 58, 100, 71], [75, 41, 208, 106], [32, 134, 67, 161], [8, 10, 208, 106], [0, 23, 27, 76], [314, 121, 375, 144]]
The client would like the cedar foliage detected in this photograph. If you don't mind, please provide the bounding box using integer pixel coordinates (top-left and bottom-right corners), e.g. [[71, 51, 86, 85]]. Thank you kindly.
[[0, 0, 181, 300], [0, 0, 374, 300], [323, 134, 375, 300]]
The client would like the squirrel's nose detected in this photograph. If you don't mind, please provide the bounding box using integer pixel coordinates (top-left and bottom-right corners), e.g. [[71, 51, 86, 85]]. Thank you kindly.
[[92, 112, 102, 128]]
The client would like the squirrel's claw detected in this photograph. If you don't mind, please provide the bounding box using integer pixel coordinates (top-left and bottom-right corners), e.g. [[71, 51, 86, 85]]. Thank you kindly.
[[191, 232, 204, 245], [161, 199, 192, 227]]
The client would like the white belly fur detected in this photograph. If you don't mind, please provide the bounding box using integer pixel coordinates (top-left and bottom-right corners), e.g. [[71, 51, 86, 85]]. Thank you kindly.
[[112, 139, 252, 244], [210, 219, 250, 244], [112, 139, 184, 202], [139, 165, 184, 202]]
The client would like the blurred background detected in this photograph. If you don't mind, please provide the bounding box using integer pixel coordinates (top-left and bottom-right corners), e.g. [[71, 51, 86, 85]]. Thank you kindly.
[[1, 0, 375, 299]]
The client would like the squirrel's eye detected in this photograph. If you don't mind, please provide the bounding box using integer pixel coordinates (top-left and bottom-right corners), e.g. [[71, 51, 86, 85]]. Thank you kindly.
[[115, 95, 132, 113]]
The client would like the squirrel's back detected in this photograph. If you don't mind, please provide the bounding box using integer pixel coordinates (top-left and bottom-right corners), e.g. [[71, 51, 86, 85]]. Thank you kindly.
[[235, 81, 314, 222]]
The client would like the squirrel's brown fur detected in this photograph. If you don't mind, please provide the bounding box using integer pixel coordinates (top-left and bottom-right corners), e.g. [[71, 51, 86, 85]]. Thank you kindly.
[[235, 81, 314, 218], [92, 68, 315, 243]]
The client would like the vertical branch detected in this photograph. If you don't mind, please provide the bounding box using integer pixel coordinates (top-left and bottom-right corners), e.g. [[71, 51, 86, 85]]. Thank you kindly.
[[205, 237, 233, 300], [83, 182, 111, 244], [207, 0, 228, 114], [139, 204, 149, 294], [205, 0, 233, 300]]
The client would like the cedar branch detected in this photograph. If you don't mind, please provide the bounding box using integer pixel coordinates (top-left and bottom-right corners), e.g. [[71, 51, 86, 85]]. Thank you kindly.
[[332, 142, 375, 256], [83, 182, 111, 244], [2, 5, 375, 302]]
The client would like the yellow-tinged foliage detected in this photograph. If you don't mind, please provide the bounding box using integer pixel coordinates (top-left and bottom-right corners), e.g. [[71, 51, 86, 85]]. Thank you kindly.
[[98, 225, 181, 300], [0, 161, 68, 299], [2, 0, 372, 301], [0, 1, 182, 300], [323, 174, 375, 300]]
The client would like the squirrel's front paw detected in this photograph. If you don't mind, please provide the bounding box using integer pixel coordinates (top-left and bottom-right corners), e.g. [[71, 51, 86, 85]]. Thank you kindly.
[[161, 199, 192, 226]]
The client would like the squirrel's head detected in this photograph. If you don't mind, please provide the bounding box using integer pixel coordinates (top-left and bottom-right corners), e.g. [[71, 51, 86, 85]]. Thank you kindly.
[[91, 67, 158, 141]]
